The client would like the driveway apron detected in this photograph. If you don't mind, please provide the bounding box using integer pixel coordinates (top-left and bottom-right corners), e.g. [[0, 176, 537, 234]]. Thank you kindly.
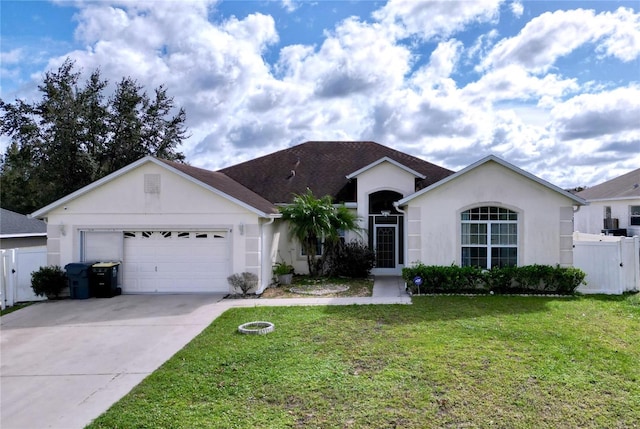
[[0, 294, 226, 429]]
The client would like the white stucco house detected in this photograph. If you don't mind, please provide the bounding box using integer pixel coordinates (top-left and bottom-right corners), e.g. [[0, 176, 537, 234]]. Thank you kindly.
[[574, 168, 640, 237], [31, 141, 585, 295]]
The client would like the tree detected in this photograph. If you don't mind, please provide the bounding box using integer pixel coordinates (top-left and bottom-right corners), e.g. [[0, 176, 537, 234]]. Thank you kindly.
[[279, 189, 361, 277], [0, 58, 187, 214]]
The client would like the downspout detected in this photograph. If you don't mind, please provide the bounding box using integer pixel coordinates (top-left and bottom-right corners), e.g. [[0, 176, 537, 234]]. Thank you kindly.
[[258, 214, 279, 293], [393, 202, 408, 290]]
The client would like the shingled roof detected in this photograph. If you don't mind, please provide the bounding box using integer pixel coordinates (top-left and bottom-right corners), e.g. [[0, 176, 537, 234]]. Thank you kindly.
[[1, 208, 46, 237], [158, 159, 279, 215], [219, 141, 454, 204], [578, 168, 640, 200]]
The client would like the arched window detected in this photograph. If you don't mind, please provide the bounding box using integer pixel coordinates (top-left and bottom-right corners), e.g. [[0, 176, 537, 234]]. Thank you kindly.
[[461, 206, 518, 269]]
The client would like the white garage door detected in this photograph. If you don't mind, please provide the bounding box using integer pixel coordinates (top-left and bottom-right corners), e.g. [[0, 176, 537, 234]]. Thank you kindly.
[[122, 231, 230, 294]]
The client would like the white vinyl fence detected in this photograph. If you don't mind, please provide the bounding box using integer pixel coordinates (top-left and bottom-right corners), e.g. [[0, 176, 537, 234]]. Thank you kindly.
[[0, 246, 48, 309], [573, 233, 640, 294]]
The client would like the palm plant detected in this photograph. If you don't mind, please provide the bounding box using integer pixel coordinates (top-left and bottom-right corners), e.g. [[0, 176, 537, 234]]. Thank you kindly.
[[280, 189, 361, 277]]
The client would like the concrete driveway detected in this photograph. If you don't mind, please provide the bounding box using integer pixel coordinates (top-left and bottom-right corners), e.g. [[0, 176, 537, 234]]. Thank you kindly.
[[1, 294, 226, 429]]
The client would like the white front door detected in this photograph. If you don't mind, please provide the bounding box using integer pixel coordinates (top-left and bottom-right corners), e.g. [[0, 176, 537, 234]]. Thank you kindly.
[[122, 231, 230, 294]]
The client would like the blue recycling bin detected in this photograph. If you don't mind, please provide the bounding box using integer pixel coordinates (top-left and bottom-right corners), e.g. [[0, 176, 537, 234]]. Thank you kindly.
[[65, 262, 93, 299]]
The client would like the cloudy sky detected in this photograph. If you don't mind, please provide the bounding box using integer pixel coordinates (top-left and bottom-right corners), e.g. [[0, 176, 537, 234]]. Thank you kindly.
[[1, 0, 639, 188]]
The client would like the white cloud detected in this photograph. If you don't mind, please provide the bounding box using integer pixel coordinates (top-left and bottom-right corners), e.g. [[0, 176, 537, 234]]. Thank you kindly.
[[551, 85, 640, 141], [510, 1, 523, 18], [1, 48, 24, 65], [463, 64, 579, 105], [4, 0, 639, 189], [223, 13, 279, 51], [424, 39, 463, 80], [480, 7, 640, 73], [281, 0, 299, 13], [277, 17, 411, 99], [373, 0, 504, 40], [596, 7, 640, 62]]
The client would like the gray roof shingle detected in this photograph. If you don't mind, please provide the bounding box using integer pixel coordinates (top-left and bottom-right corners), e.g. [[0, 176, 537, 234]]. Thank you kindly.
[[1, 208, 47, 236], [578, 168, 640, 200]]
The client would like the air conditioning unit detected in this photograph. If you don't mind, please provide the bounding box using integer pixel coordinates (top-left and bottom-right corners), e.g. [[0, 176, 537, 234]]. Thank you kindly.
[[603, 218, 619, 229]]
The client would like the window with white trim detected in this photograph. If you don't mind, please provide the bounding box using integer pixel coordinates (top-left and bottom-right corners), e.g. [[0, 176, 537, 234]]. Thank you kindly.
[[630, 206, 640, 226], [461, 207, 518, 269]]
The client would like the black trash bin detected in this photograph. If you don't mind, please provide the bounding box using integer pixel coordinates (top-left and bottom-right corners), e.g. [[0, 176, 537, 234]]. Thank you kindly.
[[65, 262, 93, 299], [91, 262, 121, 298]]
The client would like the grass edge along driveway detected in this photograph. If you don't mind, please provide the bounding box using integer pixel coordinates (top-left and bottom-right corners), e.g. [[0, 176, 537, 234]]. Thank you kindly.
[[88, 295, 640, 429]]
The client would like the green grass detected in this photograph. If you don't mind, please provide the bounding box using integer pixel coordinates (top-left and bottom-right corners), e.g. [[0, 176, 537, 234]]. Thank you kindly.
[[87, 295, 640, 429], [0, 302, 33, 316]]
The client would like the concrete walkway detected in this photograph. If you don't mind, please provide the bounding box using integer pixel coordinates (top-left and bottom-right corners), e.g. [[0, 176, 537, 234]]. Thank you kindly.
[[372, 275, 408, 298], [0, 279, 410, 429]]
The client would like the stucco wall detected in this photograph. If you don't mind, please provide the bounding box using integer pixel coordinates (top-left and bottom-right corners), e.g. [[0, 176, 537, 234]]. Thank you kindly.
[[354, 161, 415, 221], [42, 162, 266, 287], [405, 161, 578, 267], [574, 199, 640, 235]]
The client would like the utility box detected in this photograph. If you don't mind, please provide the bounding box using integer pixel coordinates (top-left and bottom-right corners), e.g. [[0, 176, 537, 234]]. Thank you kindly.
[[91, 262, 121, 298], [65, 262, 93, 299]]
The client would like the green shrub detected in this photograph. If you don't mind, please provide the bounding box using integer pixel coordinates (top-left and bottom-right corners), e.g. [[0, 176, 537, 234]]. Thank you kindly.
[[31, 265, 67, 298], [327, 241, 375, 278], [402, 263, 585, 295], [402, 263, 487, 294], [272, 262, 294, 276]]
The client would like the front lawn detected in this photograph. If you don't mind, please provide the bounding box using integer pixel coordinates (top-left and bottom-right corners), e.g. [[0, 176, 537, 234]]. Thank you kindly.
[[88, 295, 640, 428]]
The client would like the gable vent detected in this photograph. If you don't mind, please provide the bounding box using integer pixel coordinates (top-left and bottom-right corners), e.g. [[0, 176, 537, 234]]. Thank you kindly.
[[144, 174, 161, 194]]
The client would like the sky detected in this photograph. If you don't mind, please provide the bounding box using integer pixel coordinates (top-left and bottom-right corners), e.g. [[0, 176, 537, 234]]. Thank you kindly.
[[1, 0, 639, 189]]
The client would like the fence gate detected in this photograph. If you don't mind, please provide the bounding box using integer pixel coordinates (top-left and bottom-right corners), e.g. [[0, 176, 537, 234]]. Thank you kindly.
[[1, 247, 47, 309], [573, 235, 640, 294]]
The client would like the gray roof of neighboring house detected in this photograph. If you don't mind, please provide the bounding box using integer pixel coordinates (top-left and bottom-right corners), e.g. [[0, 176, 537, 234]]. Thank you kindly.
[[577, 168, 640, 201], [1, 208, 47, 237]]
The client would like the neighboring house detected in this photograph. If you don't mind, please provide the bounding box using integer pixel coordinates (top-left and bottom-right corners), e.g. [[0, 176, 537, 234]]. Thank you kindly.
[[1, 208, 47, 249], [31, 141, 585, 294], [574, 168, 640, 237], [1, 209, 48, 307]]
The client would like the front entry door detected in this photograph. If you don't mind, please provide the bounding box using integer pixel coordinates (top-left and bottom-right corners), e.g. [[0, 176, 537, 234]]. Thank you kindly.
[[375, 225, 397, 269]]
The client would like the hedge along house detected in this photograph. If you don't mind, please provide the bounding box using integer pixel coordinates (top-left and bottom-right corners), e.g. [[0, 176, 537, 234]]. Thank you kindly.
[[31, 141, 585, 295]]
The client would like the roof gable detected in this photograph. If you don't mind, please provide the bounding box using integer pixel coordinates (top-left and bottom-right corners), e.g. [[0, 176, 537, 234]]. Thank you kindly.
[[157, 159, 278, 215], [577, 168, 640, 201], [397, 155, 586, 206], [219, 141, 453, 203], [31, 157, 278, 219], [346, 156, 426, 180]]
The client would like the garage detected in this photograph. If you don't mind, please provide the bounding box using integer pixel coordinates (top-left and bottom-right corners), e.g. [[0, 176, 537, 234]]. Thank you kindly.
[[32, 157, 278, 295], [122, 230, 230, 294]]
